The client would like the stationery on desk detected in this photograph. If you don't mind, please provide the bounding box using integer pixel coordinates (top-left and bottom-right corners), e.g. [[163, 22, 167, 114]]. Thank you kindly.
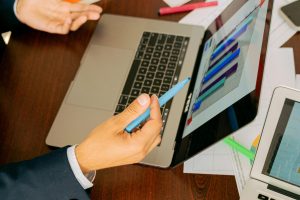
[[159, 1, 218, 16]]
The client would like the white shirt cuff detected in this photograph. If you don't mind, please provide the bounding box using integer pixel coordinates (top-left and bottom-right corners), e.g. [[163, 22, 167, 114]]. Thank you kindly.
[[67, 145, 96, 189], [13, 0, 18, 18]]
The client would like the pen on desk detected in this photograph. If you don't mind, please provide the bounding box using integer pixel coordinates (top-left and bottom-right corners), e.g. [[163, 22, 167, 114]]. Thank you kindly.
[[158, 1, 218, 16], [125, 77, 191, 133], [223, 137, 255, 161]]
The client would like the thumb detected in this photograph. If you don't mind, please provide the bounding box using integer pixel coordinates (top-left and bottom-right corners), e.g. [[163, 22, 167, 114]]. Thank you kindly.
[[113, 94, 150, 131]]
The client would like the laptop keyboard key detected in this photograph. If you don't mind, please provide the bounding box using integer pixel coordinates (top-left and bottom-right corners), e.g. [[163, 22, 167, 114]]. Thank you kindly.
[[176, 36, 183, 42], [134, 82, 142, 89], [137, 75, 145, 82], [168, 62, 176, 69], [257, 194, 269, 200], [157, 34, 166, 44], [116, 105, 125, 113], [166, 69, 174, 76], [166, 35, 175, 44], [144, 54, 151, 60], [153, 79, 162, 86], [149, 65, 157, 72], [151, 86, 160, 94], [131, 89, 140, 97], [151, 58, 159, 65], [139, 67, 147, 74], [158, 65, 166, 71], [128, 97, 135, 104], [161, 84, 169, 91], [153, 51, 161, 58], [162, 51, 170, 57], [149, 33, 158, 46], [156, 72, 164, 79], [119, 95, 128, 105], [163, 77, 172, 84], [121, 59, 140, 95], [141, 87, 150, 93], [144, 79, 152, 87], [174, 42, 182, 48], [146, 73, 155, 79], [160, 58, 168, 64], [155, 45, 163, 51], [141, 61, 149, 67], [172, 49, 180, 55], [170, 56, 178, 62], [146, 47, 154, 53], [143, 32, 150, 37], [165, 44, 172, 50]]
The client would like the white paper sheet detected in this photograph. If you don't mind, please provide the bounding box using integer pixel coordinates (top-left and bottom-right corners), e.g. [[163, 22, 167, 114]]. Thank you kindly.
[[296, 75, 300, 89], [184, 140, 234, 175], [179, 0, 233, 29], [163, 0, 191, 7]]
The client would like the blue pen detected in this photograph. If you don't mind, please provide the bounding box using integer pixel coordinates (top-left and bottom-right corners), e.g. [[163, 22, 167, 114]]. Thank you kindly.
[[125, 77, 191, 133]]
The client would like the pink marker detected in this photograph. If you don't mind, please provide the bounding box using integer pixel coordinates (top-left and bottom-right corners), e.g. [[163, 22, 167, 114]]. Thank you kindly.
[[159, 1, 218, 16]]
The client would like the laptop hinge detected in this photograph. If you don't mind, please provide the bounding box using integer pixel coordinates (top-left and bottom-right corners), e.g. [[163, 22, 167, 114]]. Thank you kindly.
[[267, 184, 300, 199]]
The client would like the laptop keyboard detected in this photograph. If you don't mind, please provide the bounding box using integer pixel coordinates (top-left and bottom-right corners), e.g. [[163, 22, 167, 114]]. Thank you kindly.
[[114, 31, 190, 135]]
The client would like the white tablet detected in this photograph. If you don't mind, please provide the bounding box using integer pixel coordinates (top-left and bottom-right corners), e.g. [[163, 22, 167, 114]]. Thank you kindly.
[[251, 86, 300, 196]]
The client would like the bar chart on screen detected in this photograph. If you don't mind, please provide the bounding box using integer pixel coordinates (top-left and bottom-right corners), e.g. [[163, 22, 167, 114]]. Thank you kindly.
[[186, 12, 257, 126]]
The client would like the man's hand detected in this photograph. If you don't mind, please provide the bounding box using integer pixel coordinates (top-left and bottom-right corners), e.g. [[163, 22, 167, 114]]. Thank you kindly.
[[75, 94, 162, 173], [16, 0, 102, 34]]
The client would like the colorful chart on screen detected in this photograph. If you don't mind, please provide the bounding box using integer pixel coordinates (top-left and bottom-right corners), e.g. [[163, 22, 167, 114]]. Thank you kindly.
[[183, 1, 268, 138]]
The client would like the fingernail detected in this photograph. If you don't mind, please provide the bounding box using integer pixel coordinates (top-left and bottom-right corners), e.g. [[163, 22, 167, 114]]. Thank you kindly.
[[137, 94, 149, 106], [151, 94, 158, 101]]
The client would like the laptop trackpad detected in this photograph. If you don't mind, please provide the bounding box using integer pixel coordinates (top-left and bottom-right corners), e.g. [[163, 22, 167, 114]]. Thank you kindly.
[[66, 45, 133, 111]]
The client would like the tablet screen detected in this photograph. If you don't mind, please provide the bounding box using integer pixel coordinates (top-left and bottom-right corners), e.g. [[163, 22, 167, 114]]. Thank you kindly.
[[262, 99, 300, 187]]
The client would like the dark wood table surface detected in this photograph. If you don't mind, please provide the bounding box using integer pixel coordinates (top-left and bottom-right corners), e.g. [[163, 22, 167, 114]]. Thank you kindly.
[[0, 0, 299, 199]]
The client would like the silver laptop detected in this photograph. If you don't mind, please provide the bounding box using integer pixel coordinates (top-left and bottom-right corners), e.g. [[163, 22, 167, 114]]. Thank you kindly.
[[47, 0, 274, 168], [240, 86, 300, 200]]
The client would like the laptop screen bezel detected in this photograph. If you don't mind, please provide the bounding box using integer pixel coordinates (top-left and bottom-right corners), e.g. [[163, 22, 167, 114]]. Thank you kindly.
[[251, 86, 300, 195], [170, 0, 274, 167]]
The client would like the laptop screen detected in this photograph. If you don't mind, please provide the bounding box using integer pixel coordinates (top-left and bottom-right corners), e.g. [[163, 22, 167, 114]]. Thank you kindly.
[[171, 0, 274, 166], [262, 99, 300, 187], [183, 1, 267, 137], [182, 1, 267, 138]]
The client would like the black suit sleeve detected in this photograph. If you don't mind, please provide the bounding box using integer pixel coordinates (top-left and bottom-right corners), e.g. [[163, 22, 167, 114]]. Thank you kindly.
[[0, 147, 90, 200], [0, 0, 21, 33]]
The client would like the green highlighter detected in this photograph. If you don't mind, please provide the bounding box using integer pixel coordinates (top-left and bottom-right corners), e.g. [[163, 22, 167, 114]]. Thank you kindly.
[[223, 137, 255, 161]]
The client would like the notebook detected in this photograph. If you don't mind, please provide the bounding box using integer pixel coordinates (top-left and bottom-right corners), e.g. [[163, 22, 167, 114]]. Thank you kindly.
[[46, 0, 275, 168]]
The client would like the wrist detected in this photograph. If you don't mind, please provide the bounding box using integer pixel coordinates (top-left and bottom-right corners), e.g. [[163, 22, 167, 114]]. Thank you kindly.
[[75, 145, 92, 174]]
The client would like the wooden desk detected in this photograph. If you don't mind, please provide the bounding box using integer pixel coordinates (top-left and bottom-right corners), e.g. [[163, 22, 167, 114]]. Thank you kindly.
[[0, 0, 299, 199]]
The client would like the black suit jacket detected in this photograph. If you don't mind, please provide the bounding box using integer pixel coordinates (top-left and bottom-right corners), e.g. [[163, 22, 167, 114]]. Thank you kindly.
[[0, 0, 20, 33], [0, 148, 90, 199], [0, 1, 90, 199]]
